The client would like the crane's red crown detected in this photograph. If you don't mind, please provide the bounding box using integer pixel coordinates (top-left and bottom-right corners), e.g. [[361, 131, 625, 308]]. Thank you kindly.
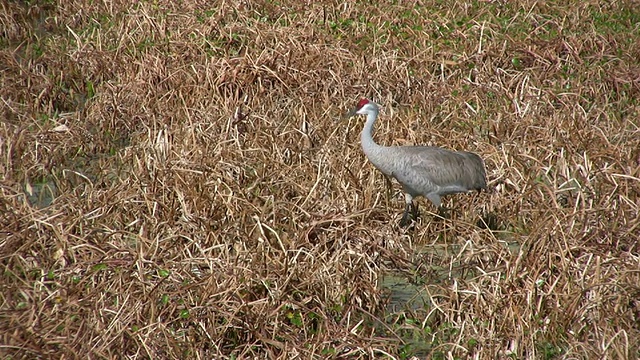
[[356, 98, 370, 109]]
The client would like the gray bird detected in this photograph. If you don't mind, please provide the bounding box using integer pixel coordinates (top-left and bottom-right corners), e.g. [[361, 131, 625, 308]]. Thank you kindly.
[[346, 98, 487, 226]]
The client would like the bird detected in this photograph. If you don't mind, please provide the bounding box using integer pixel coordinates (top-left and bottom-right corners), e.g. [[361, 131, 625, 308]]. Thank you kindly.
[[346, 98, 487, 227]]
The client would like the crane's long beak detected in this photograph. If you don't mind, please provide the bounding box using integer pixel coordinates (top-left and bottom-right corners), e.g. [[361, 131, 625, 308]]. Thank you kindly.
[[344, 107, 357, 119]]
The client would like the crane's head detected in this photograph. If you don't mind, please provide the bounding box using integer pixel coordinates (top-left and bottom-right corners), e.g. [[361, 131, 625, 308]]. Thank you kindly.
[[346, 98, 379, 117]]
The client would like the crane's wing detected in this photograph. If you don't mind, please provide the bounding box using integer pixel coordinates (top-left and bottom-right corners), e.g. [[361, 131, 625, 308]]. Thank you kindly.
[[394, 146, 487, 195]]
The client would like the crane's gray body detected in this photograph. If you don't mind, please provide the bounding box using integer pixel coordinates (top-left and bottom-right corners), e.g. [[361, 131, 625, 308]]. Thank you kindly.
[[364, 144, 486, 208], [349, 99, 486, 223]]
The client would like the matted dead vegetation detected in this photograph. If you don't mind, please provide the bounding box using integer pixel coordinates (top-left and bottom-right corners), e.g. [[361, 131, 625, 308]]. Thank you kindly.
[[1, 0, 639, 359]]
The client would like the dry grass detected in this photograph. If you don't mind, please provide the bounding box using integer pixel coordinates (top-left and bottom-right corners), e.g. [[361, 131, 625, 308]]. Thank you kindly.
[[1, 0, 639, 358]]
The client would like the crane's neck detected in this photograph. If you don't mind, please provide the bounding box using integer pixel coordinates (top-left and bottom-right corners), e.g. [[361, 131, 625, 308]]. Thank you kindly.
[[360, 108, 390, 173], [360, 109, 380, 150]]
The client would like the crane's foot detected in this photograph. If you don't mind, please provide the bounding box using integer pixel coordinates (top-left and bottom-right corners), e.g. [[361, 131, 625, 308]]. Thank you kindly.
[[399, 203, 420, 227]]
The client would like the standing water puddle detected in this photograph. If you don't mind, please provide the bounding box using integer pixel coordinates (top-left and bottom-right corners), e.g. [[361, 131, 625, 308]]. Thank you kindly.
[[379, 240, 521, 356]]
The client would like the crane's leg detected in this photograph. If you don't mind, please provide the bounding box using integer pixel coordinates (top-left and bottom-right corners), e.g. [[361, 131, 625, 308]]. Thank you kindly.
[[383, 175, 393, 210], [399, 203, 414, 227], [400, 193, 419, 227]]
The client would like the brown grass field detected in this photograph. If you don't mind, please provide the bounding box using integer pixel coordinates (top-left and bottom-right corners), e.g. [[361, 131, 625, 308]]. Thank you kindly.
[[2, 0, 640, 359]]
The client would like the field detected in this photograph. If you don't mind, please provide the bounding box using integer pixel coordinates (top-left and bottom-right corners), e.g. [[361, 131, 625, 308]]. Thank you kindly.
[[2, 0, 640, 358]]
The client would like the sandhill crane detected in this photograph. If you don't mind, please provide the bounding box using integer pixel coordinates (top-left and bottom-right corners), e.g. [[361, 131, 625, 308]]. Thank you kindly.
[[346, 98, 487, 226]]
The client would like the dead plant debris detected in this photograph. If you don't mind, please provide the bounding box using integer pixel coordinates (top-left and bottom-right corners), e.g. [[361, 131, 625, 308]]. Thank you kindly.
[[1, 1, 639, 359]]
